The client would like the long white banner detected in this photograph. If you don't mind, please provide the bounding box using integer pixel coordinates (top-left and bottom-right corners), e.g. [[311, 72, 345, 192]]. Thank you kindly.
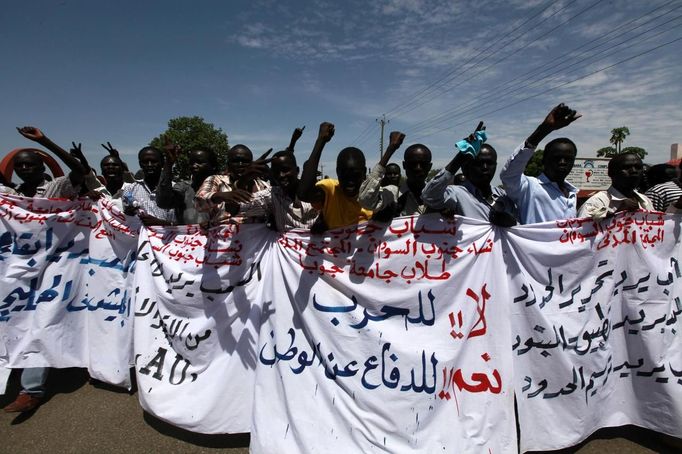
[[0, 195, 138, 388], [251, 216, 516, 453], [508, 213, 682, 451], [133, 223, 273, 434], [1, 194, 681, 453]]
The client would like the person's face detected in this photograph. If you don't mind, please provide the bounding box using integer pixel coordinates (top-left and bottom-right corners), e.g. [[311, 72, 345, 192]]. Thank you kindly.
[[14, 152, 44, 184], [543, 143, 576, 182], [271, 155, 298, 191], [337, 159, 366, 198], [139, 150, 163, 179], [403, 148, 432, 185], [382, 165, 401, 187], [189, 150, 214, 179], [611, 155, 643, 192], [101, 157, 124, 181], [227, 148, 252, 179], [465, 147, 497, 188]]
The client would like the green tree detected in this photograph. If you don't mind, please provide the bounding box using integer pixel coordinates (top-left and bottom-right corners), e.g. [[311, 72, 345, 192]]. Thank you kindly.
[[149, 116, 229, 180], [523, 149, 544, 177], [596, 146, 617, 157], [609, 126, 630, 153]]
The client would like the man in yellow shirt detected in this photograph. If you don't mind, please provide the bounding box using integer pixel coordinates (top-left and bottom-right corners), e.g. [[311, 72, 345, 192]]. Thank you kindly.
[[298, 122, 372, 230]]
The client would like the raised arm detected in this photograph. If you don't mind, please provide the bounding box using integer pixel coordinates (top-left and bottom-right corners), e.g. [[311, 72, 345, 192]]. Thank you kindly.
[[422, 122, 485, 209], [500, 103, 581, 198], [286, 126, 305, 152], [17, 126, 87, 184], [156, 140, 184, 210], [358, 131, 404, 211], [298, 122, 335, 204], [69, 142, 107, 194]]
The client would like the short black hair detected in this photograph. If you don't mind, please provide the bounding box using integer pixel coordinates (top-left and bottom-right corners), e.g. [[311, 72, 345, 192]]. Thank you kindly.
[[138, 146, 164, 162], [404, 144, 432, 160], [272, 150, 296, 166], [228, 144, 252, 157], [337, 147, 365, 167], [544, 137, 577, 158], [191, 148, 218, 167], [480, 143, 497, 156], [100, 155, 124, 167], [608, 152, 641, 175]]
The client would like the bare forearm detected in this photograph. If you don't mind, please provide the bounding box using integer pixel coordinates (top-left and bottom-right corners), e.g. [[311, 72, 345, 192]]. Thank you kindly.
[[38, 137, 86, 174], [444, 152, 470, 174], [298, 138, 326, 201]]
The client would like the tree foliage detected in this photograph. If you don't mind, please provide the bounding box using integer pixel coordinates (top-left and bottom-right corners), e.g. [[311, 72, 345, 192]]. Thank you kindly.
[[149, 116, 229, 180], [596, 146, 617, 157], [609, 126, 630, 153], [596, 126, 647, 159], [523, 149, 544, 177]]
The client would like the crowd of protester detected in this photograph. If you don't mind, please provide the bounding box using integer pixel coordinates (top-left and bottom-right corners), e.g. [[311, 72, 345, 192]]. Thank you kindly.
[[1, 103, 681, 413]]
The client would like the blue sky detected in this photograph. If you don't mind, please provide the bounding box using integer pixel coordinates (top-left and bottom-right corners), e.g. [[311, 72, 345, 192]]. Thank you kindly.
[[1, 0, 681, 181]]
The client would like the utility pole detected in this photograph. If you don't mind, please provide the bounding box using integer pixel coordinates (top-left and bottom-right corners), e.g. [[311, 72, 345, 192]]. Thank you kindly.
[[376, 114, 389, 155]]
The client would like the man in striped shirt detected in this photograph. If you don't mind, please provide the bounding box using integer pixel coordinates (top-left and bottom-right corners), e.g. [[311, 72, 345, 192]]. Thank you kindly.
[[645, 161, 682, 212], [240, 151, 319, 231], [195, 144, 270, 225]]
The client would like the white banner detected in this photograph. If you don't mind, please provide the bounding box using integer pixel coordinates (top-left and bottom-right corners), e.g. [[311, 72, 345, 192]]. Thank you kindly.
[[251, 215, 517, 453], [0, 195, 138, 388], [133, 223, 274, 434], [507, 212, 682, 451], [2, 195, 681, 452]]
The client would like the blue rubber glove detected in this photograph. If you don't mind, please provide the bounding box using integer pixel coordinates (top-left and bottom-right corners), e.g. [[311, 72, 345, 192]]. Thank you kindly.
[[455, 130, 487, 158]]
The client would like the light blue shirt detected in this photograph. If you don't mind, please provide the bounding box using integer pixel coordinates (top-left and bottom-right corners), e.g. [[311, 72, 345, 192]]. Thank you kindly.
[[422, 168, 516, 222], [500, 142, 577, 224]]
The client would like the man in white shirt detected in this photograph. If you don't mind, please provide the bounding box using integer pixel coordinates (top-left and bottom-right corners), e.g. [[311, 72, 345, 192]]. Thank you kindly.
[[578, 152, 652, 220]]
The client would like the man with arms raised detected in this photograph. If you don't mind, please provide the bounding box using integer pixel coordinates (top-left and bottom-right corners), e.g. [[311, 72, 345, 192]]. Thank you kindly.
[[2, 126, 89, 413], [359, 132, 439, 219], [500, 103, 581, 224], [422, 124, 517, 226], [237, 127, 319, 231], [298, 122, 372, 230]]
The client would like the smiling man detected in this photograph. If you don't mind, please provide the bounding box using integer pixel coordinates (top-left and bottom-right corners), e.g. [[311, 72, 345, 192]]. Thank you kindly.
[[500, 103, 582, 224], [298, 122, 372, 230]]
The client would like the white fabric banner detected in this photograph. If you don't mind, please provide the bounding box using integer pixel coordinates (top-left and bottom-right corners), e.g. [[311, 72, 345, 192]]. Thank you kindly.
[[251, 215, 517, 453], [2, 194, 681, 452], [133, 223, 274, 434], [507, 212, 682, 451], [0, 195, 138, 388]]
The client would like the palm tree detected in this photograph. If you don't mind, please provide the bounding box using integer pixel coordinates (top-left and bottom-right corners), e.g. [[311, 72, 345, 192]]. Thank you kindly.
[[609, 127, 630, 153]]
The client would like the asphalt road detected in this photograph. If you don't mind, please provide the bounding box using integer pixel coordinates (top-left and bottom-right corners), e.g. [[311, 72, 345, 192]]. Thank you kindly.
[[1, 368, 680, 453]]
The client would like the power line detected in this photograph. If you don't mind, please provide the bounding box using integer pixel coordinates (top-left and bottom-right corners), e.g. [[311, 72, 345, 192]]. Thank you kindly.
[[392, 0, 606, 120], [349, 122, 376, 146], [383, 0, 567, 118], [410, 35, 682, 141], [406, 8, 682, 136]]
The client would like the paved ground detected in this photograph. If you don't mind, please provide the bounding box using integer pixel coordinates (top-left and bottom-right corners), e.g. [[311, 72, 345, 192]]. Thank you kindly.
[[1, 368, 680, 453]]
